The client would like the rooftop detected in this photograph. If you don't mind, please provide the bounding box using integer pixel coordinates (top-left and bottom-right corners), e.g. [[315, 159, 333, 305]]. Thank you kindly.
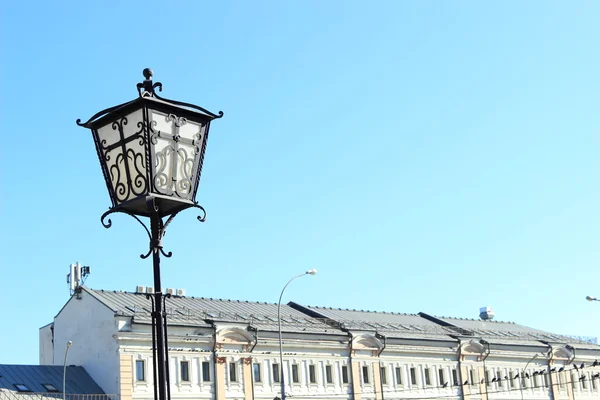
[[0, 364, 104, 395]]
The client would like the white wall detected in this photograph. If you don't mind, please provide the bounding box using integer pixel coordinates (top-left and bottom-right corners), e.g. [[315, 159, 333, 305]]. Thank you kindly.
[[39, 323, 54, 365], [53, 292, 120, 394]]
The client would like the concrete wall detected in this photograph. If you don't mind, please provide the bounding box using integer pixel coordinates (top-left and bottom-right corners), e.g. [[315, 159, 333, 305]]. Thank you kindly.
[[39, 323, 54, 365]]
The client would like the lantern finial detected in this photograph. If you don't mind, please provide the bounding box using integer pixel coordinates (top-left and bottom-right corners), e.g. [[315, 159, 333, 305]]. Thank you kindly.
[[137, 68, 162, 97]]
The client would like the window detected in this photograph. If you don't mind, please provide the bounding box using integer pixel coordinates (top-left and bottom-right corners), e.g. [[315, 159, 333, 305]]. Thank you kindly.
[[180, 361, 190, 382], [292, 364, 300, 383], [425, 368, 431, 386], [410, 367, 417, 386], [14, 384, 30, 392], [510, 370, 516, 388], [342, 365, 349, 384], [135, 360, 145, 381], [229, 362, 238, 382], [309, 365, 317, 384], [202, 361, 211, 382], [380, 367, 387, 384], [326, 365, 333, 384], [438, 368, 445, 386], [42, 384, 59, 392], [253, 363, 262, 383], [582, 373, 588, 389], [469, 369, 475, 385], [363, 366, 370, 384], [559, 371, 565, 388], [592, 374, 597, 390], [273, 363, 280, 383], [396, 367, 403, 385], [452, 369, 458, 386]]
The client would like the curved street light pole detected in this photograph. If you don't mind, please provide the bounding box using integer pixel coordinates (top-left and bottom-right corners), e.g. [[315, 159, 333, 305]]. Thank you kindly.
[[63, 341, 72, 400], [278, 269, 317, 400]]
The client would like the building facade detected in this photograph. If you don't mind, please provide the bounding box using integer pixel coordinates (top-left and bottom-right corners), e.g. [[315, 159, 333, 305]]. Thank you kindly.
[[40, 286, 600, 400]]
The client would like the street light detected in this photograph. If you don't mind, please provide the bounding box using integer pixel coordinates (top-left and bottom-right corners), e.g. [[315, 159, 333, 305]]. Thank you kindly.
[[76, 69, 222, 400], [586, 296, 599, 302], [63, 341, 72, 400], [277, 269, 317, 400]]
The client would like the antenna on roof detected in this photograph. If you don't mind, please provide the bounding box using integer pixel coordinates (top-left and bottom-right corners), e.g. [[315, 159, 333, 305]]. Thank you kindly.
[[67, 262, 91, 296]]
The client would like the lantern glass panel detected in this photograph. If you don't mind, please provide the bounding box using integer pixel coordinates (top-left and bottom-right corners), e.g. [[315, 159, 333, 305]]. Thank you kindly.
[[149, 109, 206, 200], [96, 108, 148, 204]]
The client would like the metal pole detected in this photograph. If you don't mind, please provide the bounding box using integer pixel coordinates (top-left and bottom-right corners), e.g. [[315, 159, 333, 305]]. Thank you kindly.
[[63, 341, 72, 400], [148, 197, 169, 400], [277, 272, 309, 400]]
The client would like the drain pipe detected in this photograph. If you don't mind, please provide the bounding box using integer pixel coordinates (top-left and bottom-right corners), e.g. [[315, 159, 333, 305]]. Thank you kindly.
[[376, 333, 387, 400], [248, 326, 258, 400], [348, 333, 356, 400], [212, 330, 219, 400], [480, 340, 491, 396], [456, 339, 466, 400]]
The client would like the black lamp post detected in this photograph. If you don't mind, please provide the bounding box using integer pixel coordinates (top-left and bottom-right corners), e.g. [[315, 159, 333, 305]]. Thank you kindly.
[[76, 69, 222, 400]]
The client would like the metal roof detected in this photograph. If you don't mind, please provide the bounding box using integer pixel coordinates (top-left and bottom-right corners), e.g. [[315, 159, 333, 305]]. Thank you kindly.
[[423, 315, 600, 348], [289, 303, 456, 341], [83, 287, 341, 334], [0, 365, 104, 395]]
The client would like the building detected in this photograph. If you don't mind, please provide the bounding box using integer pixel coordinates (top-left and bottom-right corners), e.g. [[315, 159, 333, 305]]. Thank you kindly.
[[40, 286, 600, 400]]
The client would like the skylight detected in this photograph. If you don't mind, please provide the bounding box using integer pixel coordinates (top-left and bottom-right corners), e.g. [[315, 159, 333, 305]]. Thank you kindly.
[[43, 384, 59, 392], [14, 384, 31, 392]]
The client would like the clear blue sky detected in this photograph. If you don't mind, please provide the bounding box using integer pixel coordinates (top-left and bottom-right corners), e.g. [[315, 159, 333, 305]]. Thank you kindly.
[[1, 1, 599, 364]]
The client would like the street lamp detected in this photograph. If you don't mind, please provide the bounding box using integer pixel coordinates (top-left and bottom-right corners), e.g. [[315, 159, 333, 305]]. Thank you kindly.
[[76, 69, 222, 400], [63, 341, 72, 400], [586, 296, 599, 302], [277, 269, 317, 400]]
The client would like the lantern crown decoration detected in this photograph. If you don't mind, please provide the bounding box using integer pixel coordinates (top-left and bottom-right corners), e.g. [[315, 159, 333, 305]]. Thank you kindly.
[[77, 69, 223, 218]]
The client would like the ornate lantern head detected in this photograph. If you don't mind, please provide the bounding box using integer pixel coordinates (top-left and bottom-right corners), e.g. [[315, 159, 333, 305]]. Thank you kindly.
[[77, 69, 222, 217]]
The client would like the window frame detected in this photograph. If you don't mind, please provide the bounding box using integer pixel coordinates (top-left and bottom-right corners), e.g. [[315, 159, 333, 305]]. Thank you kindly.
[[325, 365, 334, 384], [253, 363, 262, 383], [424, 368, 431, 386], [309, 364, 317, 384], [380, 366, 388, 385], [135, 359, 145, 382], [396, 367, 403, 386], [229, 362, 238, 383], [362, 365, 371, 384], [272, 363, 280, 383], [292, 364, 300, 383], [342, 365, 349, 384], [42, 384, 59, 393], [14, 384, 31, 392], [180, 360, 190, 382], [202, 361, 211, 382], [410, 367, 417, 386], [452, 369, 458, 386]]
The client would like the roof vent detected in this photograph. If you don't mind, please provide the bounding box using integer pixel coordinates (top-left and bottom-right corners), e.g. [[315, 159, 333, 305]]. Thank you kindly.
[[176, 288, 186, 296], [479, 306, 495, 320], [146, 287, 154, 294], [165, 288, 175, 295], [136, 286, 146, 293]]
